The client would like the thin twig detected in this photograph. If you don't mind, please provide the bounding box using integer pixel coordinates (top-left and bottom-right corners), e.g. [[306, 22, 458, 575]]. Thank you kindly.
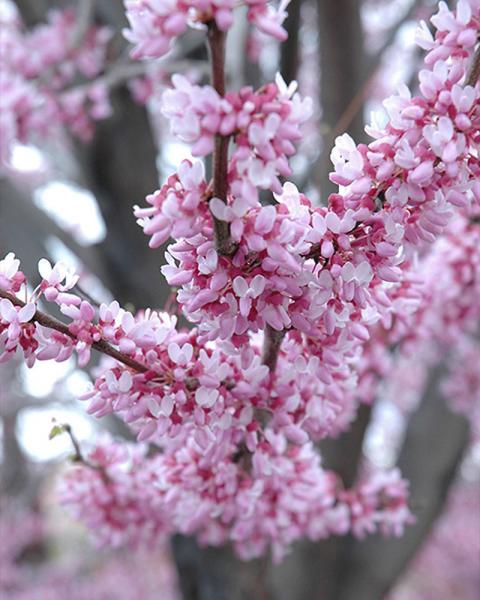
[[207, 22, 236, 256], [69, 0, 96, 51], [60, 422, 110, 478], [0, 289, 150, 374], [467, 45, 480, 86], [63, 423, 85, 462], [261, 325, 286, 373]]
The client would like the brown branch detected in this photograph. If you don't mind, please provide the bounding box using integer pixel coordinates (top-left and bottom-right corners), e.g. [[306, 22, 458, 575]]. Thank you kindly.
[[207, 22, 236, 256], [261, 325, 286, 373], [467, 45, 480, 86], [280, 0, 302, 83], [0, 289, 150, 374]]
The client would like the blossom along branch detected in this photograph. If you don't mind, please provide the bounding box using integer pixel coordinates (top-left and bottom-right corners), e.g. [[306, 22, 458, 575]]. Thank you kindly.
[[0, 288, 149, 374], [2, 0, 480, 564], [57, 434, 414, 560], [0, 6, 205, 162]]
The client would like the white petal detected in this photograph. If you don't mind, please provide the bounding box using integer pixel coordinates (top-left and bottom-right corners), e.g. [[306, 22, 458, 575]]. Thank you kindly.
[[233, 276, 249, 297], [38, 258, 52, 280]]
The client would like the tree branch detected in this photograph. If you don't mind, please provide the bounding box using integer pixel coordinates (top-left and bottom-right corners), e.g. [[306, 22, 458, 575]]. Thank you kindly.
[[280, 0, 302, 83], [207, 22, 235, 257], [467, 45, 480, 86], [69, 0, 96, 50], [0, 289, 151, 374], [261, 325, 285, 373]]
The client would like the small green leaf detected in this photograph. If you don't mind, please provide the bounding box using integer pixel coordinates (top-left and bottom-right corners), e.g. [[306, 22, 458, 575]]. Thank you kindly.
[[49, 424, 66, 440]]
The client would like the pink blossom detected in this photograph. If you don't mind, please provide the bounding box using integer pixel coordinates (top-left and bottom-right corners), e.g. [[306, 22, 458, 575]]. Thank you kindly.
[[123, 0, 290, 60], [0, 253, 25, 293], [0, 299, 37, 365], [0, 8, 112, 159]]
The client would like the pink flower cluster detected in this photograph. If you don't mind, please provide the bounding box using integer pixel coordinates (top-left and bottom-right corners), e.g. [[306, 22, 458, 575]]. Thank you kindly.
[[82, 329, 269, 445], [60, 439, 168, 548], [60, 435, 412, 562], [149, 2, 479, 353], [0, 497, 180, 600], [0, 250, 361, 448], [132, 1, 479, 433], [0, 6, 112, 162], [344, 468, 414, 539], [356, 209, 480, 410], [124, 0, 291, 60], [162, 74, 312, 194], [134, 160, 210, 249]]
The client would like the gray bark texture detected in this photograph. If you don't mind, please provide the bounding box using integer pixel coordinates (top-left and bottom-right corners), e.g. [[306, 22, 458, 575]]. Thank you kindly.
[[314, 0, 366, 200]]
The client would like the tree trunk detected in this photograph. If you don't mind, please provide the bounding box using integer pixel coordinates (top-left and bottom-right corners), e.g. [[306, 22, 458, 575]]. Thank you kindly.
[[172, 537, 273, 600], [315, 0, 365, 200], [337, 366, 470, 600]]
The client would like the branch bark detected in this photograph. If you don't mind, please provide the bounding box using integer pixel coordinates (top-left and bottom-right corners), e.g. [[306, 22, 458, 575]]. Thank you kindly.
[[0, 289, 152, 374], [467, 45, 480, 86], [337, 366, 470, 600], [207, 23, 235, 257], [313, 0, 365, 201], [172, 538, 273, 600], [261, 325, 286, 373], [280, 0, 302, 83]]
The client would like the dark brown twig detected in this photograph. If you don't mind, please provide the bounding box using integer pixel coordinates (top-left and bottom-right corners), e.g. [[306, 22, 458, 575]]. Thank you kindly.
[[207, 22, 236, 256], [467, 45, 480, 86], [0, 289, 149, 374], [61, 422, 110, 478], [261, 325, 286, 373]]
